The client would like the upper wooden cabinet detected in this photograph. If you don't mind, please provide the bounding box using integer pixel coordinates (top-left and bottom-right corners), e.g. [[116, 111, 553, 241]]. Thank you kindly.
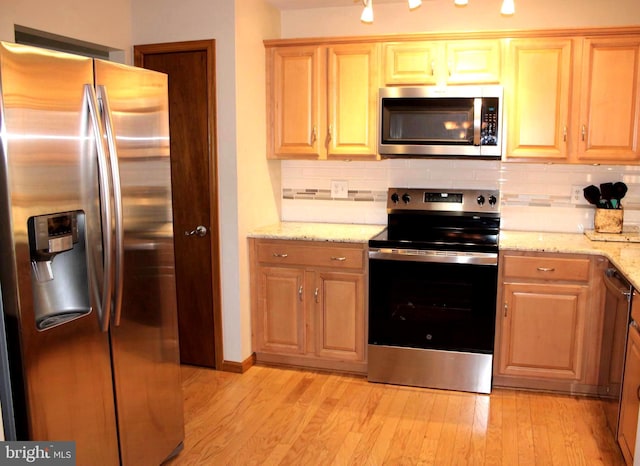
[[504, 38, 573, 160], [266, 43, 380, 160], [505, 35, 640, 163], [382, 39, 502, 86], [575, 37, 640, 163]]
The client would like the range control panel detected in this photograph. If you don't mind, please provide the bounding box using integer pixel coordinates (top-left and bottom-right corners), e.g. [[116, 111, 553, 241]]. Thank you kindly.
[[387, 188, 500, 214]]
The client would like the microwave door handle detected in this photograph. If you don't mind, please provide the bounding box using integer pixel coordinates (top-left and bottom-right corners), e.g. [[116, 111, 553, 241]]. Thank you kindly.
[[473, 97, 482, 146]]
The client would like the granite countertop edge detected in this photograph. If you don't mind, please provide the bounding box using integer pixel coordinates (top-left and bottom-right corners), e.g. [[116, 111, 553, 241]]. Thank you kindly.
[[247, 221, 386, 244], [247, 223, 640, 289]]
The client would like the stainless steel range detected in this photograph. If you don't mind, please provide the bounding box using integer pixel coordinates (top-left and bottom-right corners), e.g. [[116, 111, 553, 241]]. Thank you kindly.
[[367, 188, 500, 394]]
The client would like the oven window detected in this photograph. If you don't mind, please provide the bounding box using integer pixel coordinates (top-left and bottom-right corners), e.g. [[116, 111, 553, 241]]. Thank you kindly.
[[368, 258, 497, 353], [381, 97, 475, 145]]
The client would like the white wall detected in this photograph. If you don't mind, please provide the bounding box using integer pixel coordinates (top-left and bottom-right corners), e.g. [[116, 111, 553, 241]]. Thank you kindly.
[[131, 0, 281, 363], [0, 0, 133, 62], [280, 0, 640, 38], [235, 2, 282, 359]]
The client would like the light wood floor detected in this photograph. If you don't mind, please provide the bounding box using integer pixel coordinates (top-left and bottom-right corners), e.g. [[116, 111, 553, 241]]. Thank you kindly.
[[166, 364, 626, 466]]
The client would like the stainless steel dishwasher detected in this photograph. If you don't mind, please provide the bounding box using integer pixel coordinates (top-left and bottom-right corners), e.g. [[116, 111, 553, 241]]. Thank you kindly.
[[599, 266, 634, 437]]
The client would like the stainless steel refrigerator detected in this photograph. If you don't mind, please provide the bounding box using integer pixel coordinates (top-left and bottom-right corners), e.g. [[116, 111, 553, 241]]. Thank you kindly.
[[0, 42, 184, 465]]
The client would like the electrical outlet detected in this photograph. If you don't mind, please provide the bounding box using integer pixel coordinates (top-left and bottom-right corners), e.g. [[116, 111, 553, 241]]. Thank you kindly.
[[571, 185, 586, 205], [331, 180, 349, 199]]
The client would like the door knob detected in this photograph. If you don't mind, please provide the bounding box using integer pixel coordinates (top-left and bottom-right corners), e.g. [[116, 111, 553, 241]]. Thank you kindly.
[[184, 225, 208, 237]]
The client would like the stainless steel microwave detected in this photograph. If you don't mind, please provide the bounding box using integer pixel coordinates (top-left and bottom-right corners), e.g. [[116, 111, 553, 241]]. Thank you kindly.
[[378, 85, 503, 159]]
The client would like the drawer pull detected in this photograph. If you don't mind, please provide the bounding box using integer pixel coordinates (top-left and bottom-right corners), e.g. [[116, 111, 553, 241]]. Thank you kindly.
[[537, 267, 555, 272], [331, 256, 347, 262], [272, 253, 288, 258], [637, 385, 640, 402]]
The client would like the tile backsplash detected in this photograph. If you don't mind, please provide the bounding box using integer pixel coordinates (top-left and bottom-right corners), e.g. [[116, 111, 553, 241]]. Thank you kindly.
[[281, 159, 640, 233]]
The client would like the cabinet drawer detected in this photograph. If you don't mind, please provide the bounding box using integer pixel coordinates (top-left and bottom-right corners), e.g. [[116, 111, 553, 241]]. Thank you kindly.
[[256, 241, 364, 270], [503, 255, 590, 282]]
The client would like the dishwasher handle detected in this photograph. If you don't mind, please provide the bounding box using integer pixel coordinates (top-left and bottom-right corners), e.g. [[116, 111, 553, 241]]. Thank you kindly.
[[604, 268, 633, 298]]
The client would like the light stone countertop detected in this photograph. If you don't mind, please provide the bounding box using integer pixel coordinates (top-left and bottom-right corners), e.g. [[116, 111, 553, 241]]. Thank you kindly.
[[248, 223, 640, 290], [500, 230, 640, 290], [248, 222, 386, 244]]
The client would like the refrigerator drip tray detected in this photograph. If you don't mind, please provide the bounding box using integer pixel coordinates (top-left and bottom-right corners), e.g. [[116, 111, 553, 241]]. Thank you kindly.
[[37, 309, 92, 331]]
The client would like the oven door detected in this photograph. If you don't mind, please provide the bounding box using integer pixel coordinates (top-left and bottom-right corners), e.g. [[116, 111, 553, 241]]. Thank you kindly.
[[368, 249, 498, 354]]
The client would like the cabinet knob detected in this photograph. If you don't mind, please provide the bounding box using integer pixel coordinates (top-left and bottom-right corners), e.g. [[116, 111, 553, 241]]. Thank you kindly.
[[298, 285, 303, 302], [314, 287, 319, 303]]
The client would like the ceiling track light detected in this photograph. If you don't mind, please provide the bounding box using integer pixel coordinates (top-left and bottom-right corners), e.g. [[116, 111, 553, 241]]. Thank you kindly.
[[501, 0, 515, 15], [361, 0, 373, 23], [360, 0, 514, 23]]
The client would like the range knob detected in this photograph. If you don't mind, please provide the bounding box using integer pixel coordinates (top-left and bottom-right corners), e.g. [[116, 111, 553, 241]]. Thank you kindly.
[[488, 195, 497, 206], [402, 193, 411, 204], [391, 192, 400, 204], [477, 195, 485, 206]]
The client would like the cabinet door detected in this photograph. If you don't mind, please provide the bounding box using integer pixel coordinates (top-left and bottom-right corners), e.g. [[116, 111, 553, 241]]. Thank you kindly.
[[499, 282, 588, 380], [445, 39, 502, 84], [314, 271, 365, 361], [619, 324, 640, 465], [383, 41, 439, 85], [575, 37, 640, 163], [504, 38, 573, 160], [327, 43, 379, 158], [268, 46, 324, 159], [255, 266, 306, 354]]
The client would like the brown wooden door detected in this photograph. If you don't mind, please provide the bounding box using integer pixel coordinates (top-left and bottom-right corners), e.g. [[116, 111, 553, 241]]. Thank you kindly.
[[134, 40, 222, 368]]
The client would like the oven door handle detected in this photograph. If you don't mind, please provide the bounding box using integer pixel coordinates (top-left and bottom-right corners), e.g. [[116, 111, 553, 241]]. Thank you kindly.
[[368, 248, 498, 266]]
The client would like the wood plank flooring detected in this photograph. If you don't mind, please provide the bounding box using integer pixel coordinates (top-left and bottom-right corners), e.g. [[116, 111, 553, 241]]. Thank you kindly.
[[166, 364, 626, 466]]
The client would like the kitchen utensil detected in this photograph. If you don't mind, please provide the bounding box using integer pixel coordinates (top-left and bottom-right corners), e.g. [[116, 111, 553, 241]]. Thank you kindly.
[[600, 182, 614, 208], [613, 181, 628, 201], [583, 185, 601, 205]]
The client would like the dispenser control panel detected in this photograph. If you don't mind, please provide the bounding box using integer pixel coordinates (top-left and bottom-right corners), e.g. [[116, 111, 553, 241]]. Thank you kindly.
[[30, 211, 79, 255]]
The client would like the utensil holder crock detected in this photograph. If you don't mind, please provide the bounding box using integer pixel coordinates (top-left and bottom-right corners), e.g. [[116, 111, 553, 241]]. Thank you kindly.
[[594, 208, 623, 233]]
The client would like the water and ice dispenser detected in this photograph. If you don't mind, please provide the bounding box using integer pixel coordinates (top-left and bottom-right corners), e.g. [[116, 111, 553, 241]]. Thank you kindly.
[[28, 210, 92, 330]]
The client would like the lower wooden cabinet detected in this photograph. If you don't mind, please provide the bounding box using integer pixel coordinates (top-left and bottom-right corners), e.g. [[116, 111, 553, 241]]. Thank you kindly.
[[494, 251, 607, 394], [250, 238, 367, 374], [618, 322, 640, 465]]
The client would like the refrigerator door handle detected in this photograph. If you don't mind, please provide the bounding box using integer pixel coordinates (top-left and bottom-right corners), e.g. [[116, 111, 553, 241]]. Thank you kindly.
[[85, 84, 114, 333], [96, 85, 125, 327]]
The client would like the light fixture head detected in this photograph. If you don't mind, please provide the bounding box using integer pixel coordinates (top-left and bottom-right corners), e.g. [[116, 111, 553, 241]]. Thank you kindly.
[[361, 0, 374, 23], [454, 0, 468, 5], [501, 0, 515, 15], [408, 0, 422, 9]]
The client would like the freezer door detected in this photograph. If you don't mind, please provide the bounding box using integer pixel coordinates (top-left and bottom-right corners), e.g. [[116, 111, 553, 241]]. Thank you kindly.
[[0, 42, 119, 464], [93, 59, 185, 465]]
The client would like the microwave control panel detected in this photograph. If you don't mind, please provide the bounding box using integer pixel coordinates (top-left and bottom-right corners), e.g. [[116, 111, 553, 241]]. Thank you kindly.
[[480, 98, 499, 146]]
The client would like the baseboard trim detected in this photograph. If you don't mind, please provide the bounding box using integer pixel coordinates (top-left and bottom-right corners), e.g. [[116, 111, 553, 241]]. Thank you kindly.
[[220, 353, 256, 373]]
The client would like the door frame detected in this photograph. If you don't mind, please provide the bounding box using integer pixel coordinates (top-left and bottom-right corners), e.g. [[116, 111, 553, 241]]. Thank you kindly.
[[134, 39, 223, 370]]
